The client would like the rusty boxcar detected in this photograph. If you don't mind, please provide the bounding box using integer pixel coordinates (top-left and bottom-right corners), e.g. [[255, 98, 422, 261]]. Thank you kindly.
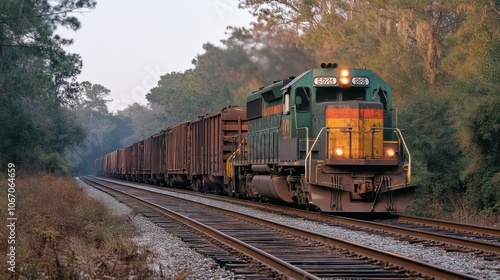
[[110, 150, 118, 177], [131, 140, 144, 181], [124, 145, 133, 180], [118, 148, 126, 178], [94, 157, 103, 177], [166, 122, 190, 186], [150, 130, 166, 184], [103, 153, 110, 176], [143, 136, 153, 181], [190, 107, 247, 192], [189, 116, 203, 190]]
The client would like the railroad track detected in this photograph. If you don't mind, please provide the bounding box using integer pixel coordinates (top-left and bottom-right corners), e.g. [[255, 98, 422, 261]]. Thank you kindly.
[[374, 215, 500, 257], [390, 214, 500, 240], [81, 176, 478, 279], [225, 194, 500, 258], [114, 177, 500, 258]]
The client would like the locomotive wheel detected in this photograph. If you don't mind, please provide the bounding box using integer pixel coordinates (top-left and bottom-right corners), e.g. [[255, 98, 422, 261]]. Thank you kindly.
[[304, 198, 311, 211]]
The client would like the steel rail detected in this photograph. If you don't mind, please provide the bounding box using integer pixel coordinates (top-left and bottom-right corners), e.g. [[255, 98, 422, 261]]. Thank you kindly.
[[90, 176, 499, 255], [394, 215, 500, 237], [328, 216, 500, 256], [81, 177, 320, 280], [137, 176, 499, 255], [209, 191, 500, 255], [83, 176, 478, 280]]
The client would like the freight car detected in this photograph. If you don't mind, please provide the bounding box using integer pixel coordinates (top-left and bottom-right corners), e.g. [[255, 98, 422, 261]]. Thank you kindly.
[[95, 106, 247, 193], [96, 64, 414, 213]]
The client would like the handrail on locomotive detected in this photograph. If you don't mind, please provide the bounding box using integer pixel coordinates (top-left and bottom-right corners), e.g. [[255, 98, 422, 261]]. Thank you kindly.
[[304, 126, 411, 185], [228, 124, 411, 187]]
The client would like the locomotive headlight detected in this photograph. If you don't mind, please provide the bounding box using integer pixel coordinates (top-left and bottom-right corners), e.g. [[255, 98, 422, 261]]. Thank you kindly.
[[335, 148, 343, 156], [339, 69, 350, 86], [386, 148, 396, 157], [339, 77, 350, 85], [383, 142, 398, 159]]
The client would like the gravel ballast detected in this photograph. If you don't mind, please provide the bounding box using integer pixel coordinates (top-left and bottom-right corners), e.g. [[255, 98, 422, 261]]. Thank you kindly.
[[75, 177, 240, 279], [78, 177, 500, 279]]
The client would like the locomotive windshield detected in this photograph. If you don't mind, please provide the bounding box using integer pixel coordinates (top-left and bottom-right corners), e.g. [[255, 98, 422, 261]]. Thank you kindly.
[[316, 87, 366, 102], [295, 87, 311, 112]]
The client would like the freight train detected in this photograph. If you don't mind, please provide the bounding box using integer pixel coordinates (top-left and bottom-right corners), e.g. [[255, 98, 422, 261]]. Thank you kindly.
[[95, 63, 415, 213]]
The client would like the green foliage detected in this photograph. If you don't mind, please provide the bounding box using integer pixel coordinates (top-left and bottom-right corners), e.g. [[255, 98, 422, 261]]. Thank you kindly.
[[468, 97, 500, 162], [38, 152, 69, 174], [80, 81, 111, 114], [400, 91, 465, 217], [460, 96, 500, 213], [193, 42, 258, 107], [449, 34, 500, 214], [147, 71, 200, 123], [117, 103, 168, 145], [65, 83, 135, 175], [65, 111, 134, 175], [147, 42, 258, 123], [0, 0, 96, 171], [0, 98, 37, 165]]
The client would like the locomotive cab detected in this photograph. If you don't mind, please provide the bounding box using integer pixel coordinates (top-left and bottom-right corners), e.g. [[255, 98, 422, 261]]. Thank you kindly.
[[230, 64, 415, 213]]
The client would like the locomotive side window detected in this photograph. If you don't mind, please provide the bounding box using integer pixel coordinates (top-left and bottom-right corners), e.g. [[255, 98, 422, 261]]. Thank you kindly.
[[373, 88, 388, 115], [295, 87, 310, 112]]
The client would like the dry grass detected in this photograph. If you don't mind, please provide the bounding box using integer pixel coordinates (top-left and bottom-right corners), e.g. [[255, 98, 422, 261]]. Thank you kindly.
[[447, 195, 500, 228], [410, 194, 500, 228], [407, 187, 500, 228], [0, 174, 153, 279]]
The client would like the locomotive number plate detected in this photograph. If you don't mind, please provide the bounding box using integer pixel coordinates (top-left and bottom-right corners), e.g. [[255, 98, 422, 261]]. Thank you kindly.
[[314, 76, 337, 86], [351, 77, 370, 86]]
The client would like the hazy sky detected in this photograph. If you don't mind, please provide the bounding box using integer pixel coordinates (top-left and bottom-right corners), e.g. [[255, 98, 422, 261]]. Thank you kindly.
[[60, 1, 254, 112]]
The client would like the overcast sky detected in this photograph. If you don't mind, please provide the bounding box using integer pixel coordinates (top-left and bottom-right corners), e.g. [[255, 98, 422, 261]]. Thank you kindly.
[[60, 0, 254, 112]]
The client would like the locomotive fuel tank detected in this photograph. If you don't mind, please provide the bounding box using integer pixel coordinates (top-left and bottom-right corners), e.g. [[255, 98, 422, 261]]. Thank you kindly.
[[246, 175, 294, 203]]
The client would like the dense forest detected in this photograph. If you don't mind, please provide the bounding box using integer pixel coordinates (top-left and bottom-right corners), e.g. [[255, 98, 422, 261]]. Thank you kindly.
[[1, 0, 498, 219]]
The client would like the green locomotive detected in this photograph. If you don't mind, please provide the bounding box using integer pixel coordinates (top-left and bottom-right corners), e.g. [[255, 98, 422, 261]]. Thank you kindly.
[[228, 63, 414, 213]]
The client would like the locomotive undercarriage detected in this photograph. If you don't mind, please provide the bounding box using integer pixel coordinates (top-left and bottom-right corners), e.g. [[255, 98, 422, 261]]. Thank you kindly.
[[232, 165, 311, 208], [228, 163, 414, 213], [307, 164, 415, 212]]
